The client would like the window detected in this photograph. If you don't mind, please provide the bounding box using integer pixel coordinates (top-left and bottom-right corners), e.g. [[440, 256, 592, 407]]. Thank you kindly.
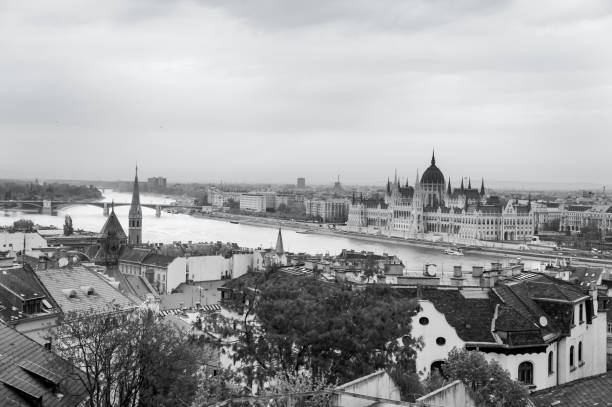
[[518, 362, 533, 385], [570, 346, 574, 367], [431, 361, 446, 378], [548, 351, 554, 375], [578, 342, 582, 363], [579, 304, 584, 324], [436, 337, 446, 346], [419, 317, 430, 326]]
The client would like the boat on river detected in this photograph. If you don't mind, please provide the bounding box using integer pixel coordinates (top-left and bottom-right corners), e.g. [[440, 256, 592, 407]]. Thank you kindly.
[[443, 248, 464, 256]]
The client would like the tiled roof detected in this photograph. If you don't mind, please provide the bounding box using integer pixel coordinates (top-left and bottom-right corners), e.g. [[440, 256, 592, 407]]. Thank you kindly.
[[530, 372, 612, 407], [119, 247, 152, 264], [567, 205, 591, 212], [0, 265, 61, 324], [141, 253, 176, 268], [0, 266, 46, 301], [495, 305, 544, 346], [123, 275, 158, 300], [478, 205, 502, 214], [36, 266, 138, 314], [99, 210, 126, 239], [569, 267, 603, 289], [0, 322, 88, 407]]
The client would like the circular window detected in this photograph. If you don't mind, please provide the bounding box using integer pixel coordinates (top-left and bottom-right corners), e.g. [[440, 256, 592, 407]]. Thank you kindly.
[[419, 317, 429, 326], [436, 337, 446, 346]]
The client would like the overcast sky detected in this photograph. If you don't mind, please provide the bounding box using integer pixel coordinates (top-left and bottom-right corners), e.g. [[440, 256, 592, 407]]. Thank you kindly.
[[1, 0, 610, 187]]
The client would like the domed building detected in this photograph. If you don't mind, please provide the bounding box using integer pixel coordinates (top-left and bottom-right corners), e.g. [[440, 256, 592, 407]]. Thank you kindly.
[[346, 150, 535, 242], [420, 151, 446, 208]]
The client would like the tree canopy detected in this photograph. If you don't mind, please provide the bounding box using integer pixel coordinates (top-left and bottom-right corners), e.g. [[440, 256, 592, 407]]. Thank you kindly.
[[213, 271, 421, 399], [427, 347, 530, 407]]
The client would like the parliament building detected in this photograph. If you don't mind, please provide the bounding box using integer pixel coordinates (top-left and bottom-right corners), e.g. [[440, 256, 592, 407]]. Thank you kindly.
[[347, 152, 534, 242]]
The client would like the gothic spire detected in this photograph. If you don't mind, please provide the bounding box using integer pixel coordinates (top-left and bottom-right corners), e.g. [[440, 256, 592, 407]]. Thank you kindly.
[[386, 178, 391, 195], [460, 178, 464, 191], [468, 178, 472, 190], [431, 149, 436, 166], [275, 228, 284, 255], [129, 166, 141, 217], [480, 179, 485, 196], [447, 179, 452, 195]]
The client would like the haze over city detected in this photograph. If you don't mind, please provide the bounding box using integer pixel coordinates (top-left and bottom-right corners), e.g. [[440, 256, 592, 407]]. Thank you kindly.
[[1, 0, 611, 187]]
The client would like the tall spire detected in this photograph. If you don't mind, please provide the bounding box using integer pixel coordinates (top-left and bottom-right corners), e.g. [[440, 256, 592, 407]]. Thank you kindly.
[[480, 179, 485, 196], [128, 166, 142, 245], [447, 179, 452, 195], [386, 178, 391, 195], [130, 166, 141, 213], [394, 169, 398, 186], [431, 149, 436, 166], [460, 178, 464, 191], [468, 178, 472, 190], [275, 228, 284, 255], [415, 169, 420, 190]]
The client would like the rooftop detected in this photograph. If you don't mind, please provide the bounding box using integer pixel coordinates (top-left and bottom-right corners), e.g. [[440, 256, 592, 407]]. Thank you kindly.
[[530, 372, 612, 407], [0, 322, 88, 407], [36, 266, 138, 314]]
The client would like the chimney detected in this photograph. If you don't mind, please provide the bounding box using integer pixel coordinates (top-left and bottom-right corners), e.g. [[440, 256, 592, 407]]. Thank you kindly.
[[451, 266, 464, 286], [472, 266, 484, 278]]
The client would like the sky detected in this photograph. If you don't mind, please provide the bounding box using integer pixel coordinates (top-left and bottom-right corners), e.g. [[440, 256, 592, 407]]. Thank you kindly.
[[0, 0, 611, 188]]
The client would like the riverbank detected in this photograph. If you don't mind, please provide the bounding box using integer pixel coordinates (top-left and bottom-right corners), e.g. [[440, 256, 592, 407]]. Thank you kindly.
[[191, 211, 612, 267]]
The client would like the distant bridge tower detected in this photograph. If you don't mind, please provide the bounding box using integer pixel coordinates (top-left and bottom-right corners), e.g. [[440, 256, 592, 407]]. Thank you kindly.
[[128, 166, 142, 245], [42, 200, 53, 215]]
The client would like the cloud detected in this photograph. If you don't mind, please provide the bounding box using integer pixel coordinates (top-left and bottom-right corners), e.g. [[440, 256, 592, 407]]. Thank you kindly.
[[0, 0, 610, 185]]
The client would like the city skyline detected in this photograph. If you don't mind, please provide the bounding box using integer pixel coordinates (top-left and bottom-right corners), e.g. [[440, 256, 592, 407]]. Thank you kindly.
[[1, 0, 611, 185]]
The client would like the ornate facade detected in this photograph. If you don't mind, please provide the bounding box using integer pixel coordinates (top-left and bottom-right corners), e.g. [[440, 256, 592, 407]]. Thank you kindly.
[[347, 152, 534, 242]]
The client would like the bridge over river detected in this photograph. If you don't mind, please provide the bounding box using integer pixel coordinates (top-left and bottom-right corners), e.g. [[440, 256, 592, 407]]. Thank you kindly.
[[0, 199, 201, 217]]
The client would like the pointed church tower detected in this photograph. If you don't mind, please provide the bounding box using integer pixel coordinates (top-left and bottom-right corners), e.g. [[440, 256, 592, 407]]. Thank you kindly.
[[275, 228, 284, 255], [447, 179, 452, 195], [468, 178, 472, 190], [480, 179, 485, 196], [128, 166, 142, 246]]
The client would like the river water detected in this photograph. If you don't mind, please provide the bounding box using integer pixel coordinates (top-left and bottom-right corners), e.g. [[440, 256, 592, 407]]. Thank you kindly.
[[0, 190, 529, 271]]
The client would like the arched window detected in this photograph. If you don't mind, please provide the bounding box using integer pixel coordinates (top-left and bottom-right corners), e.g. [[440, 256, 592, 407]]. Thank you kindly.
[[570, 346, 575, 367], [578, 342, 582, 362], [431, 361, 447, 379], [518, 362, 533, 385], [548, 351, 554, 375]]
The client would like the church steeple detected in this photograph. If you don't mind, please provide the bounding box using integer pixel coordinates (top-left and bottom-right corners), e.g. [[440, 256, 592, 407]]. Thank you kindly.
[[128, 166, 142, 245], [275, 228, 284, 255]]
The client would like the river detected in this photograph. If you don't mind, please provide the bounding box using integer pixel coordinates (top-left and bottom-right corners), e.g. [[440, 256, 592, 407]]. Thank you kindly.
[[0, 190, 531, 271]]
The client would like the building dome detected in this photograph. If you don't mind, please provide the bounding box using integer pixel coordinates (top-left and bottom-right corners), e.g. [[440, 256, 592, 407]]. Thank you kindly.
[[420, 152, 445, 185]]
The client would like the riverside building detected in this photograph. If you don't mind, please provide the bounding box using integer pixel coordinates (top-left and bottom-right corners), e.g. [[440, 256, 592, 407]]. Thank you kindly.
[[347, 151, 534, 242]]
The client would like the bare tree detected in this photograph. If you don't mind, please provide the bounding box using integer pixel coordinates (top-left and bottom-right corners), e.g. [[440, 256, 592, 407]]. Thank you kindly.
[[53, 307, 205, 407]]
